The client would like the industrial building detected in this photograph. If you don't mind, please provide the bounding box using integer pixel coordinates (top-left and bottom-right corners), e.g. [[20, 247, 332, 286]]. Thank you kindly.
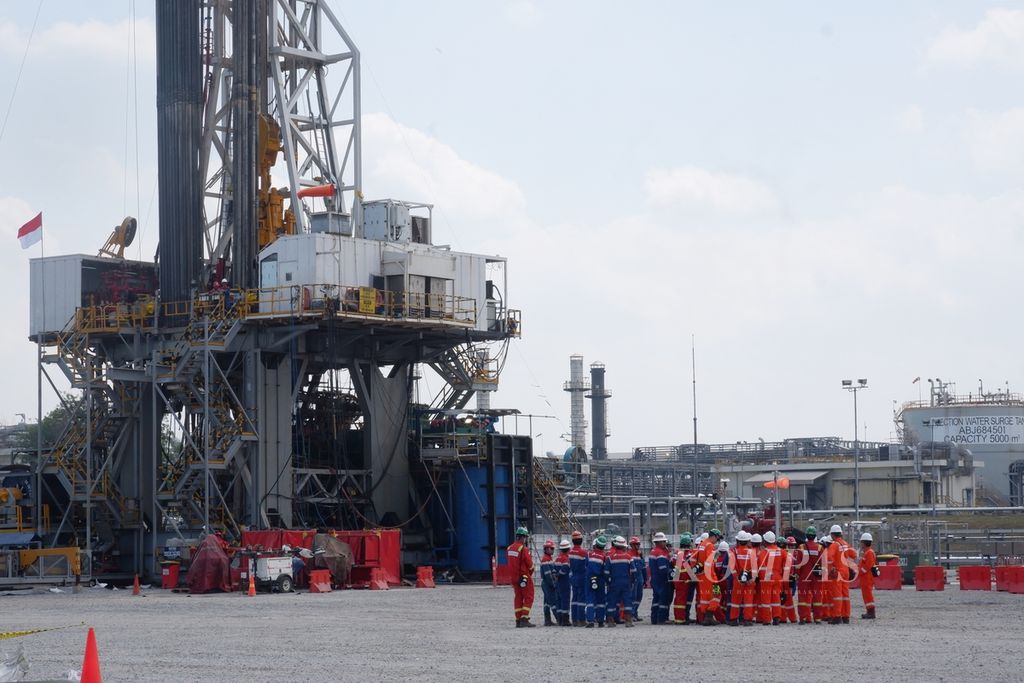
[[897, 379, 1024, 504], [10, 0, 529, 583], [533, 359, 993, 541]]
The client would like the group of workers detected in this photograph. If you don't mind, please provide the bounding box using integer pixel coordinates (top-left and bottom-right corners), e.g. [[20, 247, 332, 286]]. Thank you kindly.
[[507, 524, 879, 628]]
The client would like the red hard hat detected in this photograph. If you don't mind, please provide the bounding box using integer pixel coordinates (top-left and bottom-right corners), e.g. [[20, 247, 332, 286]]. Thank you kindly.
[[629, 536, 640, 545], [786, 536, 797, 545], [543, 539, 556, 549], [571, 531, 583, 540]]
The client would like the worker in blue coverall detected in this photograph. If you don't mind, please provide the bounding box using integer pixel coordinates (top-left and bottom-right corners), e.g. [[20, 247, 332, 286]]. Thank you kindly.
[[628, 536, 645, 621], [606, 536, 635, 627], [539, 540, 558, 626], [648, 532, 673, 624], [585, 535, 609, 628], [567, 530, 588, 626], [554, 539, 572, 626]]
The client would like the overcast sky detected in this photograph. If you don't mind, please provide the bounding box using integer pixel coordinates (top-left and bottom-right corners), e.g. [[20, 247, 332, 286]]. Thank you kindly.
[[1, 2, 1022, 457]]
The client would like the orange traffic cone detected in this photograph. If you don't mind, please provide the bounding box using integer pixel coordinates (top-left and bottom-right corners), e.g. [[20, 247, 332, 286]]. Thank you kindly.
[[247, 571, 256, 597], [132, 574, 141, 596], [81, 627, 102, 683]]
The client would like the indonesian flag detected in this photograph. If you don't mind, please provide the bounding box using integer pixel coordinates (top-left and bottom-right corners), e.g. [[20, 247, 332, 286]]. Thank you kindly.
[[18, 212, 42, 249]]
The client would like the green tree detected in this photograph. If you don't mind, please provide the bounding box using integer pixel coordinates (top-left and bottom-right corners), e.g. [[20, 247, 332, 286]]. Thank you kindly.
[[16, 394, 82, 451]]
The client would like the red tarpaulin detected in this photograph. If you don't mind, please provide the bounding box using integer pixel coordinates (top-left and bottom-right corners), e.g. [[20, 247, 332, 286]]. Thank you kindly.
[[188, 535, 232, 593]]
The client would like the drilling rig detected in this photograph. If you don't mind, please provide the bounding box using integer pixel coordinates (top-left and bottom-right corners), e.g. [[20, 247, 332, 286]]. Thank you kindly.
[[24, 1, 523, 580]]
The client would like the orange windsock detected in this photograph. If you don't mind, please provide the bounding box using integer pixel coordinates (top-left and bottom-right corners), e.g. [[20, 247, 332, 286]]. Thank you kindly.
[[297, 184, 336, 199]]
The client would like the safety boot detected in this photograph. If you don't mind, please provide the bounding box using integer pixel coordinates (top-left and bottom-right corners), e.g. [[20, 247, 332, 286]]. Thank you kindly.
[[861, 608, 876, 620], [842, 617, 850, 624], [516, 618, 536, 628], [585, 622, 595, 628], [544, 613, 554, 626], [702, 613, 717, 626], [772, 617, 780, 625], [728, 619, 739, 627], [624, 614, 634, 628]]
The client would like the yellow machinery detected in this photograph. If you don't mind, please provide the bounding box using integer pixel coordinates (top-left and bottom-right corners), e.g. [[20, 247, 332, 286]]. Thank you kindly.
[[257, 114, 296, 249], [98, 216, 138, 259]]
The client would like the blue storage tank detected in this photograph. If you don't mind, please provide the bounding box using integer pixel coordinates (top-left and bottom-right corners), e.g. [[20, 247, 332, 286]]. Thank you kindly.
[[453, 464, 514, 573], [454, 466, 490, 572]]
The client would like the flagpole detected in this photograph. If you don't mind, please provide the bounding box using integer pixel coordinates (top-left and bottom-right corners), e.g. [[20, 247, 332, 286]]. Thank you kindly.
[[35, 216, 44, 541]]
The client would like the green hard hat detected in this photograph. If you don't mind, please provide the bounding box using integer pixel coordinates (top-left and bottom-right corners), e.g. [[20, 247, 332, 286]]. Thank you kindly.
[[805, 525, 817, 536], [595, 535, 607, 548], [516, 526, 529, 537], [709, 528, 722, 538], [680, 533, 693, 546]]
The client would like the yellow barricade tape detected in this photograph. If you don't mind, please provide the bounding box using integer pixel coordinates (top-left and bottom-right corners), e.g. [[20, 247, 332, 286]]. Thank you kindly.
[[0, 623, 83, 641]]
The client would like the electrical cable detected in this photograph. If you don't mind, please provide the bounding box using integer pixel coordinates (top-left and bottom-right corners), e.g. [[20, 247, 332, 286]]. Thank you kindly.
[[0, 0, 44, 151]]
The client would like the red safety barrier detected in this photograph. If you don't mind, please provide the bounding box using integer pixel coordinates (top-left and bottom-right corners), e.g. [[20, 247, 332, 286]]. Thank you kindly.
[[495, 561, 514, 586], [369, 567, 389, 591], [957, 565, 992, 591], [914, 566, 945, 591], [875, 564, 903, 590], [308, 569, 333, 593], [415, 566, 436, 588], [995, 565, 1018, 592], [1008, 566, 1024, 595], [241, 528, 402, 588]]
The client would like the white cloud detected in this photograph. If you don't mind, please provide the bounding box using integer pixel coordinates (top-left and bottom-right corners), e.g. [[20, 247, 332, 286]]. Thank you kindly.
[[895, 105, 924, 133], [927, 9, 1024, 68], [0, 17, 155, 63], [503, 1, 541, 27], [965, 107, 1024, 171], [643, 166, 779, 215], [360, 112, 528, 230]]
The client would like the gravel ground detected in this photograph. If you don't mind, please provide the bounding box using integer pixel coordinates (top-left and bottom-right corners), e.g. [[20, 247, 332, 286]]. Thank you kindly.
[[2, 583, 1022, 682]]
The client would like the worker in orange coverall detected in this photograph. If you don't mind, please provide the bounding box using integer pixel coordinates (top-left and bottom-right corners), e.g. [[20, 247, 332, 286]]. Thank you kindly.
[[779, 536, 799, 623], [825, 524, 855, 624], [818, 534, 834, 622], [508, 526, 536, 627], [695, 529, 723, 625], [858, 532, 879, 620]]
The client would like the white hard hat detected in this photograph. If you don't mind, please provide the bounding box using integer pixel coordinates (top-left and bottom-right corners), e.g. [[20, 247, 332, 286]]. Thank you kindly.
[[559, 539, 572, 550], [736, 531, 751, 542], [653, 532, 668, 543], [750, 533, 763, 544], [614, 535, 627, 545], [699, 532, 708, 541], [820, 535, 832, 544], [763, 531, 776, 544], [860, 532, 873, 542], [830, 524, 843, 535], [281, 544, 291, 552], [718, 541, 730, 552], [221, 278, 228, 283]]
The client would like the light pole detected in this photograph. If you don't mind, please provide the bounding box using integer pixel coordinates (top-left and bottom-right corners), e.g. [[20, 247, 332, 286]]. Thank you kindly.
[[923, 418, 940, 514], [842, 379, 868, 521]]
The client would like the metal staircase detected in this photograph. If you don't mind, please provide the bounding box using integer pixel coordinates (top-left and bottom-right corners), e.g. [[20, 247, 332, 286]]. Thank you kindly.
[[532, 462, 581, 534], [428, 344, 497, 414]]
